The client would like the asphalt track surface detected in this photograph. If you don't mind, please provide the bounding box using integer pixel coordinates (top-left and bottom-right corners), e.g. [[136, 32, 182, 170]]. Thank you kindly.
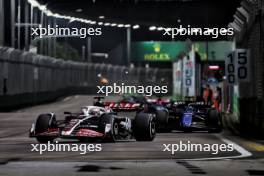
[[0, 95, 263, 176]]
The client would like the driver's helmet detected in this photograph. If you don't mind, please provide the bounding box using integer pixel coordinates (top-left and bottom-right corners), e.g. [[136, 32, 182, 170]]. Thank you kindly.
[[81, 107, 89, 116], [105, 106, 112, 113], [187, 105, 195, 112], [89, 107, 101, 116]]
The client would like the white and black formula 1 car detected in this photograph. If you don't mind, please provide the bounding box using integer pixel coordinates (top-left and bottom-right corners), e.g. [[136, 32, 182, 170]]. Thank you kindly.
[[29, 106, 156, 143]]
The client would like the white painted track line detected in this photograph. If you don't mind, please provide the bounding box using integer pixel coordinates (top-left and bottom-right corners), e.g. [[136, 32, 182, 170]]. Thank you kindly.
[[182, 136, 252, 161]]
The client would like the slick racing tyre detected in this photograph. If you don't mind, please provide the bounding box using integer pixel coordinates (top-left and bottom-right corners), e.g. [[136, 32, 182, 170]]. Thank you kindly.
[[134, 112, 156, 141], [156, 110, 168, 125], [155, 110, 170, 132], [35, 114, 57, 143], [207, 109, 223, 133]]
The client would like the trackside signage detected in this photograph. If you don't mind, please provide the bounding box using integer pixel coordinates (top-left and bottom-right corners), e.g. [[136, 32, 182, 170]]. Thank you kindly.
[[225, 49, 250, 85], [235, 49, 250, 82], [131, 42, 187, 62], [131, 41, 233, 62]]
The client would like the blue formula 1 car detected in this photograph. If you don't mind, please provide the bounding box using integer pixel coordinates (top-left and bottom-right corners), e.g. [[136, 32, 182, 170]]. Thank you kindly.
[[164, 100, 223, 133]]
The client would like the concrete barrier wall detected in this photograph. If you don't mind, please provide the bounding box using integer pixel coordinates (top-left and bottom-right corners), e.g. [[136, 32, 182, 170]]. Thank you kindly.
[[0, 47, 172, 110], [228, 0, 264, 137]]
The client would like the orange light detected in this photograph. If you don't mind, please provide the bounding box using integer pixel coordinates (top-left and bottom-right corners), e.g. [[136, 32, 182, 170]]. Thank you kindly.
[[100, 77, 109, 84]]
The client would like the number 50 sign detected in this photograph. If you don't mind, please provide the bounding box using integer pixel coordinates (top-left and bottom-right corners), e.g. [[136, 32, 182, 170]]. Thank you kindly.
[[225, 49, 250, 85]]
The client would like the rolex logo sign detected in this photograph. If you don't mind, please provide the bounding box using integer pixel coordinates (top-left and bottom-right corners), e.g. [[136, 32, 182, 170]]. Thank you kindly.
[[154, 43, 161, 53], [144, 43, 170, 61]]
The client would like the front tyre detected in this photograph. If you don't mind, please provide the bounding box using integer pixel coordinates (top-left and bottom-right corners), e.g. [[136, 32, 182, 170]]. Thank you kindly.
[[35, 114, 57, 143], [99, 114, 118, 142], [134, 112, 156, 141]]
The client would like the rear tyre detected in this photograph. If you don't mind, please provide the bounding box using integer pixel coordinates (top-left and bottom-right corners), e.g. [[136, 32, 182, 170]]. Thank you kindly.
[[134, 112, 156, 141], [207, 109, 223, 133], [155, 110, 171, 132], [156, 110, 168, 124], [35, 114, 57, 143]]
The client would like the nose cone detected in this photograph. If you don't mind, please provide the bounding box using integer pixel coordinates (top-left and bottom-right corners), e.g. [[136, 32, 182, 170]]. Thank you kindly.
[[182, 113, 192, 127]]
